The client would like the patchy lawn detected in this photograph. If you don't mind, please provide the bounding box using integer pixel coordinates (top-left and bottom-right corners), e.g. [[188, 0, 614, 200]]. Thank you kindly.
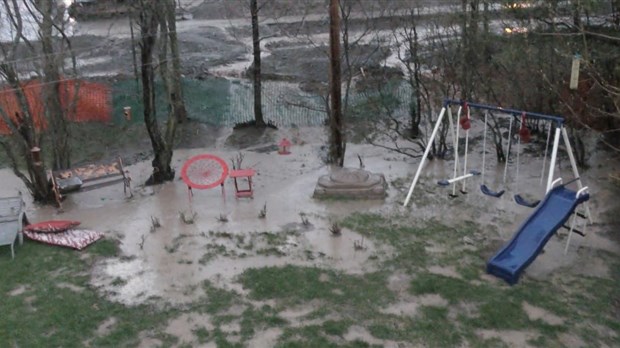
[[1, 211, 618, 347]]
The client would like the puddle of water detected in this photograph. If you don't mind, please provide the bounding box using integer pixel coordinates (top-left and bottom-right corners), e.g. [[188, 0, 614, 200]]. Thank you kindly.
[[476, 329, 539, 347], [344, 325, 404, 348], [1, 125, 618, 309], [522, 302, 565, 326], [165, 313, 215, 346], [380, 294, 448, 317], [8, 285, 29, 296], [246, 327, 282, 348], [427, 265, 462, 279]]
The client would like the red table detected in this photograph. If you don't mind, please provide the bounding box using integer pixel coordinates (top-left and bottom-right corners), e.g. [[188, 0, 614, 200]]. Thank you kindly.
[[229, 169, 256, 198]]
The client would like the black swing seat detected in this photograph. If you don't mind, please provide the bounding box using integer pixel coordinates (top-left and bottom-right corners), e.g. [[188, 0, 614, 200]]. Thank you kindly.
[[480, 184, 505, 198], [514, 194, 540, 208]]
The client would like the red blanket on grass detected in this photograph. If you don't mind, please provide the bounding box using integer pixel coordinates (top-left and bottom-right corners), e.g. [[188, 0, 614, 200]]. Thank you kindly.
[[24, 229, 104, 251]]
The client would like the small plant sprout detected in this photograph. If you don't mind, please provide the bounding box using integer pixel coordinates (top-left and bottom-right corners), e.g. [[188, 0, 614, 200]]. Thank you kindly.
[[180, 211, 197, 224], [329, 222, 342, 236], [139, 234, 146, 250], [150, 216, 161, 233], [230, 152, 245, 170], [300, 212, 310, 226], [217, 214, 229, 223], [258, 202, 267, 219], [354, 237, 367, 251]]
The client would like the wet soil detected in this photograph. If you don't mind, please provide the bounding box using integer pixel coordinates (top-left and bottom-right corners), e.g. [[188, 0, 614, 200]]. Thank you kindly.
[[2, 1, 620, 345], [2, 121, 620, 345]]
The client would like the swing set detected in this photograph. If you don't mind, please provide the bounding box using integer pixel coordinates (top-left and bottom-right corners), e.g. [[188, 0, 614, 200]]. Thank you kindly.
[[404, 100, 590, 210], [402, 100, 594, 284], [404, 99, 593, 255]]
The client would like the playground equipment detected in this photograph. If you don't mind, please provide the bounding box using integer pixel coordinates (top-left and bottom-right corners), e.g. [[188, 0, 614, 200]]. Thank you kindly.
[[180, 154, 229, 214], [436, 102, 480, 197], [403, 99, 594, 284], [479, 110, 512, 198], [512, 113, 541, 208], [487, 179, 590, 284]]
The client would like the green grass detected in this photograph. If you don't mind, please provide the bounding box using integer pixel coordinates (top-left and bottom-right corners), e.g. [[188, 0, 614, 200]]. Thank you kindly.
[[191, 281, 241, 315], [0, 239, 179, 347], [338, 213, 620, 347], [2, 211, 619, 347], [239, 305, 288, 340], [238, 265, 393, 310], [322, 319, 351, 337]]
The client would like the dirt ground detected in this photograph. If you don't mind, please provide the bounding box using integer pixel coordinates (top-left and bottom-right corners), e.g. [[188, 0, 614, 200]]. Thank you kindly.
[[2, 121, 619, 346], [2, 1, 620, 346]]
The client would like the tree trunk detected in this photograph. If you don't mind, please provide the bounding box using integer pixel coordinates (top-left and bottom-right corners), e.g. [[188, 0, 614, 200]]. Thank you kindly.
[[0, 68, 52, 202], [139, 1, 175, 185], [410, 24, 422, 138], [41, 0, 71, 170], [251, 0, 266, 127], [614, 0, 620, 28], [572, 0, 581, 28], [164, 0, 188, 123], [159, 0, 180, 166], [328, 0, 345, 167]]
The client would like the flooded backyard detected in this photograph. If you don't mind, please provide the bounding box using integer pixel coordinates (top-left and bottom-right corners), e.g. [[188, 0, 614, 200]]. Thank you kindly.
[[1, 121, 619, 347], [1, 0, 620, 346]]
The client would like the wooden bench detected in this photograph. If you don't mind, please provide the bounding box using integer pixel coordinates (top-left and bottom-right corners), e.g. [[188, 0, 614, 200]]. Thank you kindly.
[[50, 157, 132, 209]]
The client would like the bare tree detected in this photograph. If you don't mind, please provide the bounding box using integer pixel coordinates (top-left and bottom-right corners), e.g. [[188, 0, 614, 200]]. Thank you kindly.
[[0, 0, 75, 202], [137, 0, 176, 184], [163, 0, 187, 123], [136, 0, 188, 184], [250, 0, 267, 127], [328, 0, 345, 166], [39, 0, 71, 170]]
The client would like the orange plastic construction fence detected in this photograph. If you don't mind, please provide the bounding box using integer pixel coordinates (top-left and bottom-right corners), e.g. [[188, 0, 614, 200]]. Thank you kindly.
[[0, 78, 111, 135]]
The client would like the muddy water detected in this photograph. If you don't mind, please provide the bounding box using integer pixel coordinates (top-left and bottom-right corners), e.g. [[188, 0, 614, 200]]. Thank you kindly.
[[2, 124, 619, 307]]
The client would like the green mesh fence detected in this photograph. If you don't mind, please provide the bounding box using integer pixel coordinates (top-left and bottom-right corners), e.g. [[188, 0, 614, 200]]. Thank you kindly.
[[112, 78, 230, 125], [111, 77, 412, 127]]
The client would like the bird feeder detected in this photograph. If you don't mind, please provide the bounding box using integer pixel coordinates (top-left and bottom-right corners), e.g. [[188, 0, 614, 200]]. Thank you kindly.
[[569, 54, 581, 90], [123, 106, 132, 121], [278, 138, 291, 155], [31, 146, 41, 165]]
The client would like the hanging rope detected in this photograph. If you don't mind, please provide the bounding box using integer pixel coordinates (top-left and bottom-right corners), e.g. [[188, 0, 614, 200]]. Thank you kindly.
[[540, 122, 552, 186], [514, 113, 540, 208], [502, 115, 514, 184], [481, 111, 488, 181], [480, 111, 506, 198], [460, 102, 471, 193], [515, 118, 523, 194]]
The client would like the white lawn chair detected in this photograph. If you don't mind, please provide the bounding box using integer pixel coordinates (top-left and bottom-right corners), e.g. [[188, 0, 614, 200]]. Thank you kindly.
[[0, 194, 26, 259]]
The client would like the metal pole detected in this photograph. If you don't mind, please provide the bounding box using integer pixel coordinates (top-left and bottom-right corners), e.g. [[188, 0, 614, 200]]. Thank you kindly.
[[481, 111, 488, 180], [443, 99, 565, 124], [546, 126, 562, 192], [561, 127, 593, 223], [403, 107, 447, 207], [462, 107, 470, 192], [450, 106, 460, 196]]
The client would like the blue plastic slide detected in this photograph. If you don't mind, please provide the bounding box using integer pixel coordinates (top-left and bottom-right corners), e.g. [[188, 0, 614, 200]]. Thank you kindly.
[[487, 185, 590, 285]]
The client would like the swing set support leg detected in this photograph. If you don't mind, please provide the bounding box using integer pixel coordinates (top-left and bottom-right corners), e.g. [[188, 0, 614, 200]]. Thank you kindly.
[[404, 107, 447, 207]]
